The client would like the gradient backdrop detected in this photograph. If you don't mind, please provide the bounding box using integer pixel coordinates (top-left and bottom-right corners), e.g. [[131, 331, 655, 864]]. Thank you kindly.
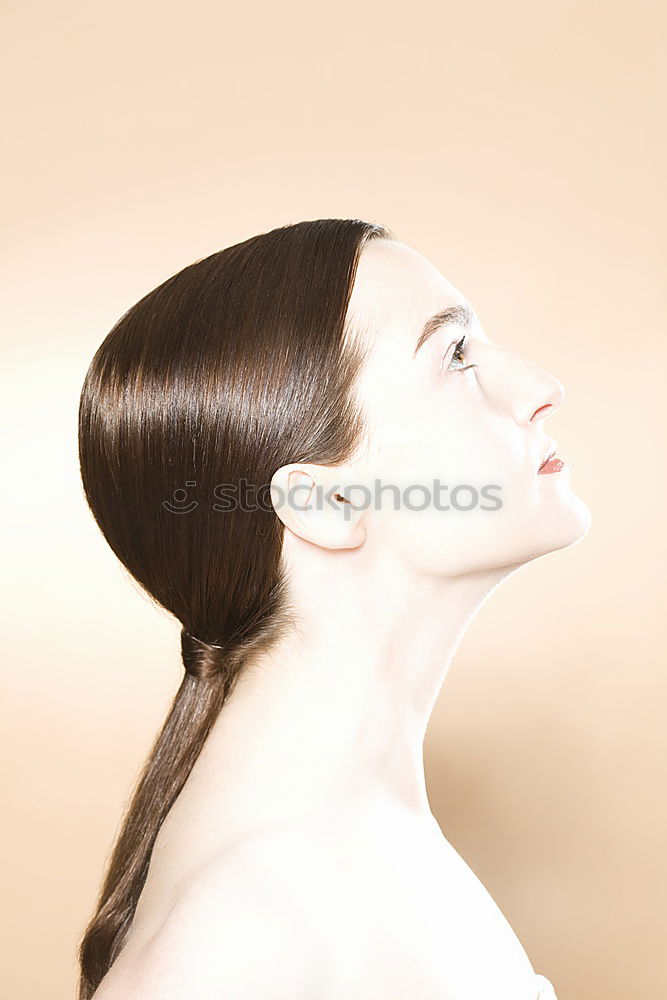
[[2, 1, 665, 997]]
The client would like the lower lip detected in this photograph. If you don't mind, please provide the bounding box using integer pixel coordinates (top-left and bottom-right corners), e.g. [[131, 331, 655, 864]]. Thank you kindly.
[[538, 457, 566, 475]]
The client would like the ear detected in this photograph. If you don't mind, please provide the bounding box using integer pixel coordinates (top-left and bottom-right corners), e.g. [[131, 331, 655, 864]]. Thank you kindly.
[[270, 462, 367, 550]]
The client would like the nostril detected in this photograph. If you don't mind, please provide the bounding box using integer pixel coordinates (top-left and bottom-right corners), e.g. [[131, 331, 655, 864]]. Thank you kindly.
[[531, 403, 553, 421]]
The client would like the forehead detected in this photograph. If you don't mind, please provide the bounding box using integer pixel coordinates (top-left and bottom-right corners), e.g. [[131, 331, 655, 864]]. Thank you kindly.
[[344, 240, 477, 465], [346, 238, 466, 355]]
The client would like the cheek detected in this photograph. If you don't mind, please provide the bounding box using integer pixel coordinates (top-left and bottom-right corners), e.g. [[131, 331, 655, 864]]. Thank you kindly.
[[365, 426, 539, 575], [377, 486, 548, 577], [368, 432, 512, 573], [371, 394, 456, 462], [361, 391, 538, 572], [373, 497, 505, 576], [374, 412, 510, 489]]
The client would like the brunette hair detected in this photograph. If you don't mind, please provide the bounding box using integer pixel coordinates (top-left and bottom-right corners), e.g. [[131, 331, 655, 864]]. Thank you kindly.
[[76, 217, 392, 997]]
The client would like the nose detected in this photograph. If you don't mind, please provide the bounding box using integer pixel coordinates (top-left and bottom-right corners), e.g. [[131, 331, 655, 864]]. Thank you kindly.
[[522, 365, 564, 425], [480, 349, 565, 426]]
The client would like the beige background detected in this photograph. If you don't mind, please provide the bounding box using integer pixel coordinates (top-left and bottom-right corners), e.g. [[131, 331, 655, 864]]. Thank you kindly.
[[2, 1, 665, 997]]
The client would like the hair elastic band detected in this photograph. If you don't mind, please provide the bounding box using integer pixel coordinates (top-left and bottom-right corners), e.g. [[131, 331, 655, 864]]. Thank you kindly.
[[182, 629, 225, 650]]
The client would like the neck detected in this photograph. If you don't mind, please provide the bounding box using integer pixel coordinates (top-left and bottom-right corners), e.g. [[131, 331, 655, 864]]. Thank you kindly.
[[156, 534, 517, 876]]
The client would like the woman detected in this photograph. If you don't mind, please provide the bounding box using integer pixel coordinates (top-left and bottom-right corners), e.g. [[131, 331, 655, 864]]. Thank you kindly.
[[77, 218, 590, 999]]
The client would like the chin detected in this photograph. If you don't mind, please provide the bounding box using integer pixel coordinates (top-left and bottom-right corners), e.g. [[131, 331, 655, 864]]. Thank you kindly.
[[526, 494, 593, 563], [484, 492, 593, 574]]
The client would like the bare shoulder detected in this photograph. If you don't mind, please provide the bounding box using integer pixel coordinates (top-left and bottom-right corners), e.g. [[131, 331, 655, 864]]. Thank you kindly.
[[92, 832, 336, 1000]]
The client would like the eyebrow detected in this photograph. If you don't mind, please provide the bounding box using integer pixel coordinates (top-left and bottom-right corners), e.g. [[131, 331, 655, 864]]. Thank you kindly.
[[412, 303, 476, 359]]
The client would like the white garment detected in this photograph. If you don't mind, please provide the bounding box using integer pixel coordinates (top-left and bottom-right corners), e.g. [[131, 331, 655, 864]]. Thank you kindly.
[[535, 973, 558, 998]]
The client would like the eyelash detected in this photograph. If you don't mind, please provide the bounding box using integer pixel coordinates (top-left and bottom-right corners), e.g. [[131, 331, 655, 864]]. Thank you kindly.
[[442, 335, 477, 374]]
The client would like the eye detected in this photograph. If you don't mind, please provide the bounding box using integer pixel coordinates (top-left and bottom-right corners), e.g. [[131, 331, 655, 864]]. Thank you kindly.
[[441, 334, 477, 374]]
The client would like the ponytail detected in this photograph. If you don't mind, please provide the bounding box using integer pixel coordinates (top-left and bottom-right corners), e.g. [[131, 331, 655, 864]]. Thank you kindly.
[[76, 217, 391, 996]]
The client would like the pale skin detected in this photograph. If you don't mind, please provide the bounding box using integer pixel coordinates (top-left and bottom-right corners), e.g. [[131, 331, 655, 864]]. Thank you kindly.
[[92, 240, 589, 999]]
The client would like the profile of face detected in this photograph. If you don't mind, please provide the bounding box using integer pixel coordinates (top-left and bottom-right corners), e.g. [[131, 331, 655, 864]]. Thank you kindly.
[[275, 238, 592, 580]]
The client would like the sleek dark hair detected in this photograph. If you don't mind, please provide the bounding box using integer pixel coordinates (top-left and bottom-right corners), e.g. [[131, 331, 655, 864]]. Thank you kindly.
[[76, 217, 392, 997]]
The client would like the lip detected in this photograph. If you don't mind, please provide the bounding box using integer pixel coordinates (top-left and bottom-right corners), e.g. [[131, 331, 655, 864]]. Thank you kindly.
[[538, 457, 567, 475], [537, 439, 558, 473]]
